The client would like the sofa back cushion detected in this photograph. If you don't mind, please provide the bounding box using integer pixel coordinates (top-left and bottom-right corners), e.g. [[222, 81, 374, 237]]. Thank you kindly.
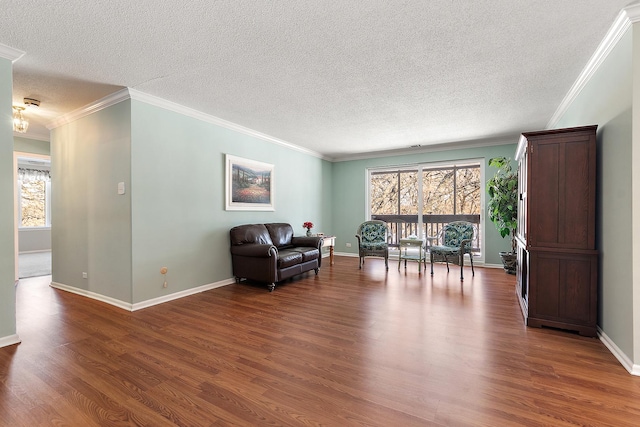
[[230, 224, 274, 246], [265, 223, 294, 248]]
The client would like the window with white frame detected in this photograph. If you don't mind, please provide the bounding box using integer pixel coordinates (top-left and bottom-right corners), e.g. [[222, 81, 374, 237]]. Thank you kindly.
[[18, 167, 51, 228], [368, 159, 483, 257]]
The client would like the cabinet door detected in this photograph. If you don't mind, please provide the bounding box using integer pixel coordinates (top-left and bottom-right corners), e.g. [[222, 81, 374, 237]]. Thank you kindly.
[[515, 242, 529, 315], [517, 146, 528, 243], [528, 251, 597, 326], [528, 130, 596, 249]]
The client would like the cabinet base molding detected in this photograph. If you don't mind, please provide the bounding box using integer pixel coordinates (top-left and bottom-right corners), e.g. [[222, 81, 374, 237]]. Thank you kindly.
[[526, 317, 596, 337]]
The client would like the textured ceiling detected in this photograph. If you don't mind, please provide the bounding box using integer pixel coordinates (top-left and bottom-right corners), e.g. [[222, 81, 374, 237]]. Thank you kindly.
[[1, 0, 635, 159]]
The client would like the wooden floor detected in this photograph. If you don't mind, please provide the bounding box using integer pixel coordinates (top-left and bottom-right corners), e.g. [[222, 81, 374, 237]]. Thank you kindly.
[[2, 257, 640, 426]]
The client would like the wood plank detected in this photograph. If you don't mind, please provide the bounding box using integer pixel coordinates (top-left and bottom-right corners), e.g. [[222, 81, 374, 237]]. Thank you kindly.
[[1, 257, 639, 426]]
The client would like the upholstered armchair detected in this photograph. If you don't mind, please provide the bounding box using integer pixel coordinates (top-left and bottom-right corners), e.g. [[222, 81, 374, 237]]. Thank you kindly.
[[428, 221, 476, 280], [356, 220, 389, 270]]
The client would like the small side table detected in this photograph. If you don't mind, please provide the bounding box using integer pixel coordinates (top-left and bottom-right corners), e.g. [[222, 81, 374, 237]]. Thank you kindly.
[[398, 238, 427, 272], [320, 235, 336, 265]]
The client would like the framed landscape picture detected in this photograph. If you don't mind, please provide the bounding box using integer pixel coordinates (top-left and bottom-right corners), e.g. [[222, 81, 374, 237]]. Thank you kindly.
[[225, 154, 275, 211]]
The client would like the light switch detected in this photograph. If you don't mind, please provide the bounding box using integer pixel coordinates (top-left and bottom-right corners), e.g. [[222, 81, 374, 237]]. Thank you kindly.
[[117, 182, 125, 195]]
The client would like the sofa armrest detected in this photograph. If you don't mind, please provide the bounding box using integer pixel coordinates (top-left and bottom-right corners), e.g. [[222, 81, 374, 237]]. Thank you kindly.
[[291, 236, 323, 249], [230, 244, 277, 258]]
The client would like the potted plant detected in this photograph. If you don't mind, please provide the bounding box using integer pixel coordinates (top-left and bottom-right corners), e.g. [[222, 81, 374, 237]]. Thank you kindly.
[[486, 156, 518, 274]]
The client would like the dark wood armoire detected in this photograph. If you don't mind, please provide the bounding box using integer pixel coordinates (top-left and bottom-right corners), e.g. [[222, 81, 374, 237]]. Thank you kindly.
[[514, 125, 598, 337]]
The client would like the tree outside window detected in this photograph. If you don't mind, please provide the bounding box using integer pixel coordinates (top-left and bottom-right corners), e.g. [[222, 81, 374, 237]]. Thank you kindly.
[[18, 166, 51, 228], [21, 180, 46, 227]]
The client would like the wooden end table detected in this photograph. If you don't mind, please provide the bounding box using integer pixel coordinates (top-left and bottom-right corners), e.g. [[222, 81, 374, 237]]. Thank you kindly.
[[319, 235, 336, 265]]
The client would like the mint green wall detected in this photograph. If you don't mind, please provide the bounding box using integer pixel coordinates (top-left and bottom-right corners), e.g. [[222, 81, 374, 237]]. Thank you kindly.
[[331, 144, 517, 266], [51, 101, 133, 303], [0, 58, 16, 341], [14, 136, 50, 155], [129, 100, 332, 303], [555, 29, 633, 359], [50, 97, 332, 305]]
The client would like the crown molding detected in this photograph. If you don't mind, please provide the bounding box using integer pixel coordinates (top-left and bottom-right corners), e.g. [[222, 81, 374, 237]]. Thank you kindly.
[[548, 3, 640, 129], [332, 134, 518, 162], [127, 88, 328, 160], [0, 42, 25, 62], [47, 87, 330, 161], [46, 88, 130, 129], [13, 131, 50, 142]]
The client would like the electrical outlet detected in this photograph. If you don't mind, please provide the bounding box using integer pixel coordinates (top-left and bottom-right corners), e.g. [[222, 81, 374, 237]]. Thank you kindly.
[[345, 242, 352, 248], [82, 272, 88, 279]]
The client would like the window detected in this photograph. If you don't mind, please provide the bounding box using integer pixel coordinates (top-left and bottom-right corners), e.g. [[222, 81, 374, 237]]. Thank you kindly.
[[371, 170, 419, 216], [18, 167, 51, 228], [368, 160, 483, 257]]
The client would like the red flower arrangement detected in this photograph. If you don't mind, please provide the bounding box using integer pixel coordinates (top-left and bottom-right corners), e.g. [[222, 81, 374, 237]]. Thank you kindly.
[[303, 221, 314, 231]]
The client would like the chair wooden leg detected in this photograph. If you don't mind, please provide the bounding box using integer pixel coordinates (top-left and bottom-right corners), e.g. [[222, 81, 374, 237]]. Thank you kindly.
[[460, 253, 464, 281], [430, 253, 434, 275]]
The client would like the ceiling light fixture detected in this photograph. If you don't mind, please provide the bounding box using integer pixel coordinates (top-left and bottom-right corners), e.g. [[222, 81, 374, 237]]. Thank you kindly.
[[13, 106, 28, 133], [24, 97, 40, 108]]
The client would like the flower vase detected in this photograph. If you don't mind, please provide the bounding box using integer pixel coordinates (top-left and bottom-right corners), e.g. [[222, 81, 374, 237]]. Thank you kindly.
[[306, 229, 312, 237]]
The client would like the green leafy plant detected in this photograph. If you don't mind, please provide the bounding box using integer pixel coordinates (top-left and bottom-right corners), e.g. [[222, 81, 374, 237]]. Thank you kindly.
[[486, 156, 518, 253]]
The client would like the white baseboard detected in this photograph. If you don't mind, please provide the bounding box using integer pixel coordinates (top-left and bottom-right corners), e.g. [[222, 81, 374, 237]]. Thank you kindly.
[[50, 278, 235, 312], [0, 334, 21, 348], [50, 281, 133, 310], [131, 279, 235, 311], [334, 251, 358, 258], [598, 326, 640, 376], [482, 263, 505, 269]]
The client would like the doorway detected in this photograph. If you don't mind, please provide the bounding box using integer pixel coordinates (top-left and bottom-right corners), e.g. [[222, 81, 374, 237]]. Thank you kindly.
[[14, 152, 52, 280]]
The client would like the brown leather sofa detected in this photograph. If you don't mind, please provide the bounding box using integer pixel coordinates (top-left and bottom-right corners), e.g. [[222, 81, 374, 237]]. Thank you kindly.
[[229, 223, 324, 291]]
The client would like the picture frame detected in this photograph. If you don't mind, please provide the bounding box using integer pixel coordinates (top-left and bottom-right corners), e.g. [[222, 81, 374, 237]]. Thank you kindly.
[[225, 154, 275, 211]]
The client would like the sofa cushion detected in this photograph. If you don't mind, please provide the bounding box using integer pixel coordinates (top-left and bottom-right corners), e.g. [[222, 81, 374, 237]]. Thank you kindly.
[[360, 242, 387, 251], [265, 223, 294, 248], [230, 224, 274, 246], [289, 247, 320, 262], [278, 249, 303, 268]]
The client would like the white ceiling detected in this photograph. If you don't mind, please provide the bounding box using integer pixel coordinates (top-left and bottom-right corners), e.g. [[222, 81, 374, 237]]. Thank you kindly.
[[1, 1, 635, 160]]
